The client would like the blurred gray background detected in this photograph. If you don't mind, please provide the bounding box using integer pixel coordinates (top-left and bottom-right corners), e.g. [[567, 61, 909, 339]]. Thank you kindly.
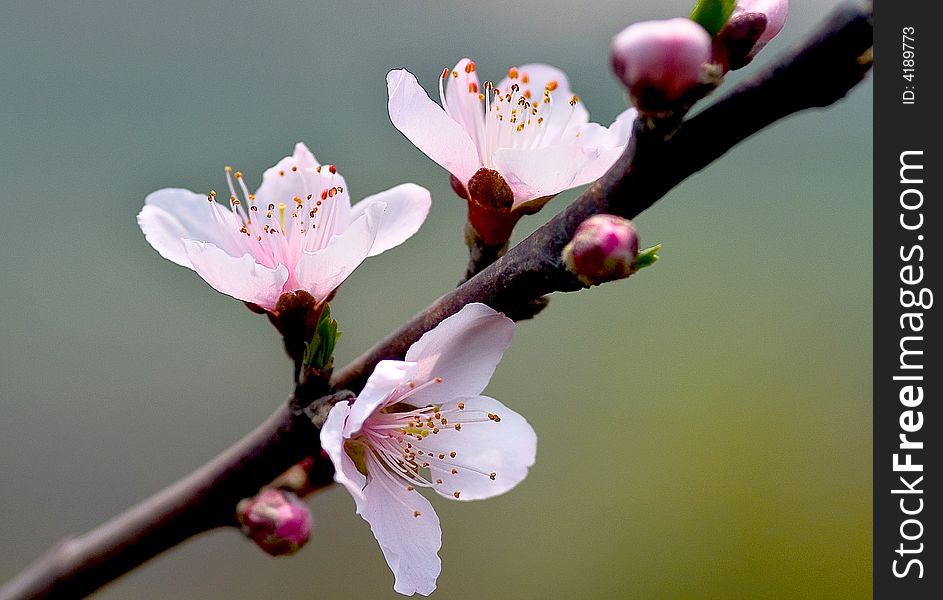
[[0, 1, 871, 598]]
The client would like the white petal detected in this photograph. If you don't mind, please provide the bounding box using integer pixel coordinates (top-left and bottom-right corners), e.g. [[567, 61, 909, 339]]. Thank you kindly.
[[496, 63, 574, 97], [320, 401, 368, 510], [403, 303, 514, 406], [183, 241, 289, 310], [138, 188, 243, 268], [444, 58, 485, 149], [293, 203, 381, 301], [493, 144, 595, 204], [350, 184, 431, 257], [496, 64, 592, 145], [345, 360, 411, 437], [387, 69, 481, 185], [570, 108, 638, 187], [424, 395, 537, 501], [361, 457, 441, 596], [254, 143, 352, 234]]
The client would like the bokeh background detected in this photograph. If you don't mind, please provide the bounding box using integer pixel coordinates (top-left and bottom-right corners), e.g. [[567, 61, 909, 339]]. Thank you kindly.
[[0, 1, 871, 598]]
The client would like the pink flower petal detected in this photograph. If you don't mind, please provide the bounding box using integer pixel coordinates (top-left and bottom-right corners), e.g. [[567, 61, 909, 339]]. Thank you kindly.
[[421, 395, 537, 502], [293, 203, 382, 301], [444, 58, 484, 141], [735, 0, 789, 47], [183, 240, 289, 310], [349, 183, 431, 257], [255, 143, 352, 234], [138, 188, 243, 268], [387, 69, 481, 185], [403, 303, 514, 406], [496, 63, 574, 98], [320, 401, 367, 509], [492, 144, 595, 204], [570, 108, 638, 187], [361, 455, 442, 596], [346, 360, 412, 436]]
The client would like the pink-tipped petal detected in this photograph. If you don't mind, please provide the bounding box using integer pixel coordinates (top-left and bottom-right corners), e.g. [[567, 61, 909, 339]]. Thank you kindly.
[[346, 360, 412, 436], [183, 241, 289, 310], [387, 69, 481, 185], [293, 203, 382, 301], [492, 144, 595, 204], [138, 188, 243, 268], [320, 401, 368, 509], [361, 458, 442, 596], [403, 303, 514, 405], [350, 183, 431, 257], [424, 395, 536, 501]]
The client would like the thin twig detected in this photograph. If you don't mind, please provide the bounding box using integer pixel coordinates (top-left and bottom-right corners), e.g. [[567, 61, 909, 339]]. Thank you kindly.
[[0, 5, 872, 599]]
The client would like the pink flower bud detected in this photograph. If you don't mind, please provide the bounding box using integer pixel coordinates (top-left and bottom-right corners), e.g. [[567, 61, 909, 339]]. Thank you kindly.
[[237, 489, 312, 556], [563, 214, 639, 284], [733, 0, 788, 49], [611, 18, 713, 110]]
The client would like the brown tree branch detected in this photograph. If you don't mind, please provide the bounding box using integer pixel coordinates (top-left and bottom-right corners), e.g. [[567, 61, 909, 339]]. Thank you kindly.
[[0, 5, 872, 599]]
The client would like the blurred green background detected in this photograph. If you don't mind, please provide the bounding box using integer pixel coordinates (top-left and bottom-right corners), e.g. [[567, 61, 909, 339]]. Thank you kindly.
[[0, 1, 871, 598]]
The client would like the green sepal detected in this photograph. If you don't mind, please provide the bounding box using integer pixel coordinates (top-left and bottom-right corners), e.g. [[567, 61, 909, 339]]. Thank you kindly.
[[303, 304, 342, 370], [633, 244, 662, 270], [689, 0, 737, 36]]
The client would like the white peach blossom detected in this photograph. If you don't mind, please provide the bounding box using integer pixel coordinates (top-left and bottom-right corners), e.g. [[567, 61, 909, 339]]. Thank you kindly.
[[139, 143, 431, 310], [387, 59, 636, 207], [321, 303, 537, 596]]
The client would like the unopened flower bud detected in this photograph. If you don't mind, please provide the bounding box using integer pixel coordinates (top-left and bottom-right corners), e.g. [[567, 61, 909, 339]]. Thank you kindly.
[[713, 1, 788, 71], [611, 18, 713, 112], [237, 489, 312, 556], [562, 214, 639, 285], [734, 0, 788, 49]]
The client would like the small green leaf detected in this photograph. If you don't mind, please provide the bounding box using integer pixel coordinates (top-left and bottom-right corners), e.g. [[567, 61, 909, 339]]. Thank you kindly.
[[689, 0, 737, 36], [633, 244, 662, 270]]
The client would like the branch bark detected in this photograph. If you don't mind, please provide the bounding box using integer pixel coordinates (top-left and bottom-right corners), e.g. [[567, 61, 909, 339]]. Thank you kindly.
[[0, 5, 872, 599]]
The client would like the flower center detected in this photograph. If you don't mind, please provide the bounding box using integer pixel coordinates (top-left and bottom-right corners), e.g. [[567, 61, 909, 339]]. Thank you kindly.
[[348, 376, 504, 512], [202, 163, 347, 274]]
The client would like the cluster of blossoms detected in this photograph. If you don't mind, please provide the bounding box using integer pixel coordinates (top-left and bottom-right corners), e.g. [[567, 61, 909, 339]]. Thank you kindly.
[[137, 0, 787, 595]]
